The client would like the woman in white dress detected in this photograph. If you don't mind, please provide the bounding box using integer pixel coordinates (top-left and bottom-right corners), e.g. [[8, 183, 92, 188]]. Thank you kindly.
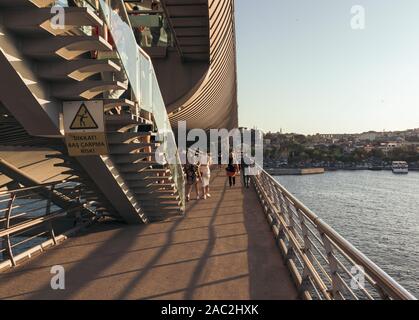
[[200, 153, 212, 200]]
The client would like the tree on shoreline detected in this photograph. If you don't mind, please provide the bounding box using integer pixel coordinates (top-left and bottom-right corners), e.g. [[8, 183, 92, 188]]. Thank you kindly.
[[264, 135, 419, 167]]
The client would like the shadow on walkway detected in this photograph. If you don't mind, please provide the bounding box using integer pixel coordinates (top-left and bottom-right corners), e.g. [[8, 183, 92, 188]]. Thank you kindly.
[[0, 170, 298, 300]]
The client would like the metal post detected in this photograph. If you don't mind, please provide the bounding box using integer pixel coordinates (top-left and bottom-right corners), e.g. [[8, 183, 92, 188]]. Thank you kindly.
[[3, 194, 17, 266], [272, 185, 283, 214], [46, 185, 57, 245], [284, 198, 297, 258], [298, 210, 314, 279], [74, 184, 83, 226], [277, 191, 288, 221], [321, 231, 342, 299]]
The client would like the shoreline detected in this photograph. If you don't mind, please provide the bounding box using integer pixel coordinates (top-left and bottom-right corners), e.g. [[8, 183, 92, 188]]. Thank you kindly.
[[265, 167, 419, 176]]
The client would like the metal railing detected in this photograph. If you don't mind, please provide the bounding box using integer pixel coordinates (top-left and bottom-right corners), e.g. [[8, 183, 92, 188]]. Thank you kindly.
[[252, 167, 416, 300], [0, 181, 97, 269]]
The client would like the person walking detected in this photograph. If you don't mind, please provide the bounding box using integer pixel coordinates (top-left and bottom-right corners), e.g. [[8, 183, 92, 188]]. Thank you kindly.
[[226, 151, 238, 187], [184, 160, 201, 201], [200, 153, 212, 199], [132, 6, 144, 46], [241, 154, 251, 188], [151, 1, 162, 46]]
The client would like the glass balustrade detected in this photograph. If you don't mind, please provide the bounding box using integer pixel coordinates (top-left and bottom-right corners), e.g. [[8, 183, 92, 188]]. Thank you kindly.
[[99, 0, 185, 211], [48, 0, 185, 211]]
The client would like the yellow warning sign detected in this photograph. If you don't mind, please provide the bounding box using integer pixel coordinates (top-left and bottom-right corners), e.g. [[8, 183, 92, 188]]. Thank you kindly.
[[63, 101, 108, 157], [70, 103, 99, 130], [65, 133, 109, 157]]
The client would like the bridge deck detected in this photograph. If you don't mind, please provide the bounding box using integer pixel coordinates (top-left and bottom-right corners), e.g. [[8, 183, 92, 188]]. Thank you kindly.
[[0, 170, 298, 300]]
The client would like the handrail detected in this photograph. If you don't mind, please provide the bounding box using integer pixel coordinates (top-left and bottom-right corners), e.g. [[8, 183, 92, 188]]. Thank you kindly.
[[159, 0, 184, 59], [0, 207, 73, 238], [0, 179, 78, 196], [0, 181, 97, 267], [252, 166, 416, 300]]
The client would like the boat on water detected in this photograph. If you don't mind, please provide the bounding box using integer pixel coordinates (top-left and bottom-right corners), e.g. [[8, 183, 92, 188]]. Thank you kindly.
[[392, 161, 409, 174]]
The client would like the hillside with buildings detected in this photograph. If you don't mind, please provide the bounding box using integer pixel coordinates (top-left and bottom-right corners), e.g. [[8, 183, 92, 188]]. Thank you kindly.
[[264, 129, 419, 169]]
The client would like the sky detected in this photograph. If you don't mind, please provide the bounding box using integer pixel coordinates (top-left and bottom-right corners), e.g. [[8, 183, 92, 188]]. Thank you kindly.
[[235, 0, 419, 134]]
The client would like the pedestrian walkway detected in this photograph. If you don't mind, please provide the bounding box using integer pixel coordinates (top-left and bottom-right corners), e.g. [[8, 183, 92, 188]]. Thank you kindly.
[[0, 169, 298, 300]]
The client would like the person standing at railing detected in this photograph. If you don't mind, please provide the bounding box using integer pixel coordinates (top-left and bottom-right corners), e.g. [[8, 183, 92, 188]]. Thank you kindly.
[[163, 16, 172, 46], [241, 154, 251, 188], [132, 5, 144, 46], [150, 1, 163, 46], [226, 151, 239, 187]]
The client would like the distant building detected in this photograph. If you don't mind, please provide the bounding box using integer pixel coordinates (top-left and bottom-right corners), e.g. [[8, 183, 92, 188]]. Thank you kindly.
[[358, 131, 380, 141], [379, 142, 402, 154], [364, 145, 374, 152]]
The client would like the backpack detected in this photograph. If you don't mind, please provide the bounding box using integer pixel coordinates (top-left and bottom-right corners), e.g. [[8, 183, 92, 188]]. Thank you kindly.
[[226, 164, 235, 173]]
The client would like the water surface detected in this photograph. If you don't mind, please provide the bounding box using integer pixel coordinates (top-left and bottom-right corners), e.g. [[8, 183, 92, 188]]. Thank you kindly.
[[276, 170, 419, 297]]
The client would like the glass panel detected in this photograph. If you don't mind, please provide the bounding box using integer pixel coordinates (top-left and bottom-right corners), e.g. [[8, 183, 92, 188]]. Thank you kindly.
[[150, 66, 185, 211], [139, 52, 152, 110], [98, 0, 185, 211], [99, 0, 142, 107]]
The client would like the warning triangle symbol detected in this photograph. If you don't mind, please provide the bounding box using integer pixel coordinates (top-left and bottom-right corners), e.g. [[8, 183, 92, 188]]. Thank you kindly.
[[70, 103, 99, 130]]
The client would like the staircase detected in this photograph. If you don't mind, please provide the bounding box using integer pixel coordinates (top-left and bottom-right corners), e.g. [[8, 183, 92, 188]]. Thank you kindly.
[[0, 0, 184, 223], [105, 113, 183, 221]]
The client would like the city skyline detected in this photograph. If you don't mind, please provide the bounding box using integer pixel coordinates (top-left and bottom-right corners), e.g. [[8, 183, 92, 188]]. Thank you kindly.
[[235, 0, 419, 134], [263, 127, 419, 136]]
